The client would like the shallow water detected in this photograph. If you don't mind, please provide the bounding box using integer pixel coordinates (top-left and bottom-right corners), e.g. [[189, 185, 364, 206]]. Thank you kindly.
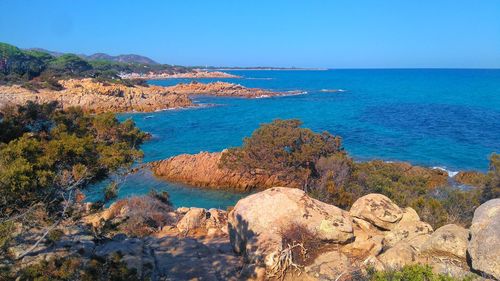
[[87, 69, 500, 208]]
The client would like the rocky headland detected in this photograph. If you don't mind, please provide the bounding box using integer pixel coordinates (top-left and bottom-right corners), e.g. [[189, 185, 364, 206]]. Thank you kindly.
[[0, 79, 288, 113], [8, 188, 500, 280], [0, 78, 193, 113], [164, 81, 295, 98]]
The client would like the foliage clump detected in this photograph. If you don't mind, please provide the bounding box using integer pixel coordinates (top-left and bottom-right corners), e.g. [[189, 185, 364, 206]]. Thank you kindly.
[[221, 119, 343, 187], [0, 101, 147, 220], [0, 42, 192, 88], [366, 264, 475, 281], [15, 253, 140, 281]]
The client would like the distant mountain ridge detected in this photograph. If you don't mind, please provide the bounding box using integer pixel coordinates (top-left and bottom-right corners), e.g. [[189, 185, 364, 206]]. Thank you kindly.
[[27, 48, 158, 65]]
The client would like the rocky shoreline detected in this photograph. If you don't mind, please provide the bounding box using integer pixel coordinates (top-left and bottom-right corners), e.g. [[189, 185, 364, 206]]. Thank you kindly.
[[0, 79, 193, 113], [151, 150, 457, 191], [151, 151, 300, 191], [9, 188, 499, 280], [164, 81, 296, 98], [0, 79, 288, 113]]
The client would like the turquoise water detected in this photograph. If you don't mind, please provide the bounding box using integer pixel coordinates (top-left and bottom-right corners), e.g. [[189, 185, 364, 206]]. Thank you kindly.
[[87, 69, 500, 208]]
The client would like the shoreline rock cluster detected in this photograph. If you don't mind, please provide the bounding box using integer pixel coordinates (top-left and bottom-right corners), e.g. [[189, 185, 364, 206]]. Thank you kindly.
[[0, 78, 193, 113], [164, 81, 293, 98], [151, 151, 300, 191], [0, 79, 287, 113], [151, 150, 462, 192], [9, 188, 499, 280]]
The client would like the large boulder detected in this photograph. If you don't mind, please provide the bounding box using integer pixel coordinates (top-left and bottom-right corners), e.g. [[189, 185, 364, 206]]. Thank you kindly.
[[384, 207, 433, 248], [420, 224, 468, 259], [349, 194, 403, 230], [468, 198, 500, 280], [176, 208, 208, 233], [228, 187, 353, 266]]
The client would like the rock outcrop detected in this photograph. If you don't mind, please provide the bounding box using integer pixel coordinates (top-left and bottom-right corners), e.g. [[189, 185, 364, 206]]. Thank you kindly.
[[165, 81, 296, 98], [453, 171, 487, 187], [8, 189, 498, 280], [349, 194, 404, 230], [227, 187, 354, 266], [0, 79, 295, 113], [227, 188, 486, 280], [151, 151, 300, 191], [0, 78, 193, 113], [468, 198, 500, 279]]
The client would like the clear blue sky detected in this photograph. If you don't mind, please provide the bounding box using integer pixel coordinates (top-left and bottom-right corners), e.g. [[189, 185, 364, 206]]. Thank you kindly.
[[1, 0, 499, 68]]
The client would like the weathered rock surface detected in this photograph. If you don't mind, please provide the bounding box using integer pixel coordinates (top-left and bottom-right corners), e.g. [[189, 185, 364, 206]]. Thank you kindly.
[[349, 194, 403, 230], [420, 224, 468, 259], [8, 189, 498, 281], [151, 151, 300, 191], [227, 187, 353, 266], [468, 198, 500, 280], [384, 207, 433, 248], [0, 78, 193, 113], [165, 81, 295, 98]]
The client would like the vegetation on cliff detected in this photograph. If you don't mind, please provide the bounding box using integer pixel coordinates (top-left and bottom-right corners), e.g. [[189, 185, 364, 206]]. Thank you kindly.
[[220, 119, 498, 228], [0, 42, 191, 88]]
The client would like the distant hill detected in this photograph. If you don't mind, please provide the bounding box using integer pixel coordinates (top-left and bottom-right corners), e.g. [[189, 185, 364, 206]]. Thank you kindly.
[[27, 48, 158, 65], [86, 53, 158, 65], [1, 42, 191, 86]]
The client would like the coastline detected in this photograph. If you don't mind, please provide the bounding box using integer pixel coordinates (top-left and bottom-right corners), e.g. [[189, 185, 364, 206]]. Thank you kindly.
[[120, 70, 241, 80]]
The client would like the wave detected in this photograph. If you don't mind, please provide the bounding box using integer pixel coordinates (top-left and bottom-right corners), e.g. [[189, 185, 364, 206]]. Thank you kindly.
[[432, 166, 459, 177], [254, 90, 308, 99], [319, 89, 347, 93]]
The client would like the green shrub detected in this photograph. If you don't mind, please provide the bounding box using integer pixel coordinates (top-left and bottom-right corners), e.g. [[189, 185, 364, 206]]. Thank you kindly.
[[0, 221, 15, 250], [0, 102, 147, 220], [104, 182, 118, 202], [46, 229, 64, 245], [368, 264, 474, 281], [18, 253, 140, 281], [220, 119, 344, 187]]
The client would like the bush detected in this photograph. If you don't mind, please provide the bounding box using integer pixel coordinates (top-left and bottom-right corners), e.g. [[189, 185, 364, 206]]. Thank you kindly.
[[220, 119, 344, 187], [17, 253, 140, 281], [104, 182, 118, 202], [0, 221, 15, 250], [0, 102, 147, 221], [46, 229, 65, 245], [367, 264, 474, 281]]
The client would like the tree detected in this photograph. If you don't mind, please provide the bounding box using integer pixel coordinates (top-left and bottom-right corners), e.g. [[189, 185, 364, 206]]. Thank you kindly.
[[220, 119, 344, 188]]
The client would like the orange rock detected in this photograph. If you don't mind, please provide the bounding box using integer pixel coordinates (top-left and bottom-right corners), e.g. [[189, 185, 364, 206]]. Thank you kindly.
[[151, 151, 300, 191], [0, 78, 193, 113]]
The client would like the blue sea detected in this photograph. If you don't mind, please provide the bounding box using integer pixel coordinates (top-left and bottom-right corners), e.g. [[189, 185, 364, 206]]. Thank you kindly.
[[87, 69, 500, 208]]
